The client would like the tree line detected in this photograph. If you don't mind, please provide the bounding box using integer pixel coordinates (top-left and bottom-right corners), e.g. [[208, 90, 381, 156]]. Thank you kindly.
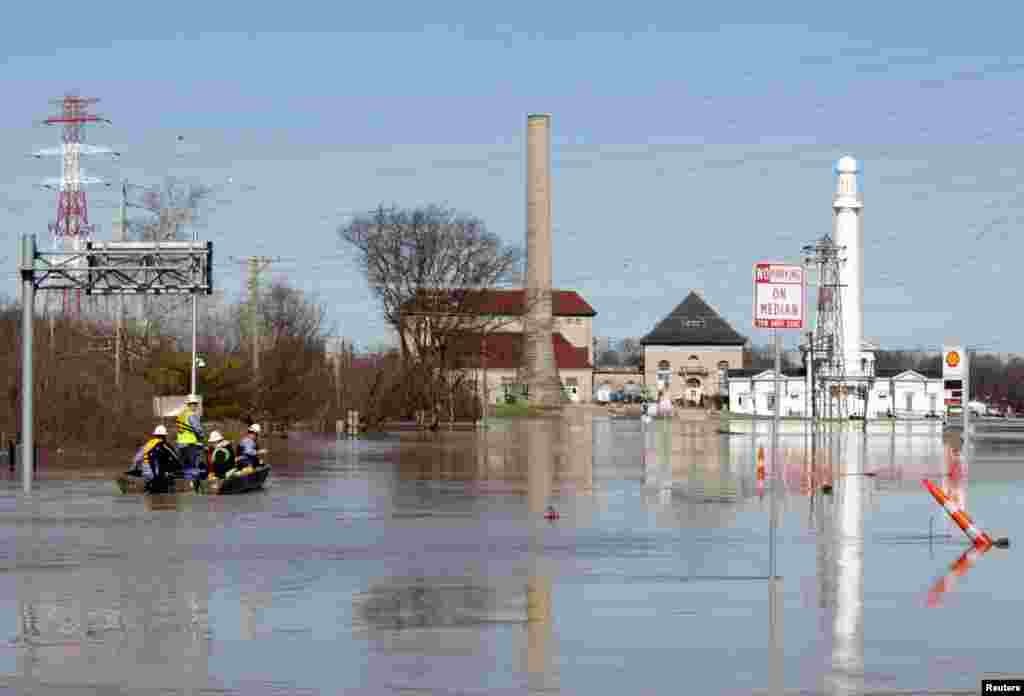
[[0, 279, 344, 451]]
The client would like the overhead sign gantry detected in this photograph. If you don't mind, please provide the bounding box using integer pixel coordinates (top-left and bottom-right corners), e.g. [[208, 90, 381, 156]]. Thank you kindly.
[[17, 233, 213, 492]]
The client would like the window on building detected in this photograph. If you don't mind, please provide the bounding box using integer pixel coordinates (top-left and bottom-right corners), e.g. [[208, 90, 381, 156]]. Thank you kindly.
[[718, 360, 729, 369], [657, 360, 672, 387], [861, 358, 868, 373], [682, 318, 705, 329], [686, 378, 701, 388], [689, 355, 699, 361], [766, 394, 776, 410]]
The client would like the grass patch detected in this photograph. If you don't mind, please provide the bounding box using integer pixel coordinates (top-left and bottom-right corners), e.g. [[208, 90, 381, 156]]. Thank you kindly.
[[490, 401, 562, 418]]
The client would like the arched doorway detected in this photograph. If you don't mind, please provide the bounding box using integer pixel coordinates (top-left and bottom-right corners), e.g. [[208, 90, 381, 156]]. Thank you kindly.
[[656, 360, 671, 391], [686, 377, 702, 405]]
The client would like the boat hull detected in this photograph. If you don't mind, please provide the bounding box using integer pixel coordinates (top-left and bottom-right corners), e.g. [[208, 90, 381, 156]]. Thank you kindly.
[[115, 473, 196, 495], [115, 466, 270, 495], [198, 466, 271, 495]]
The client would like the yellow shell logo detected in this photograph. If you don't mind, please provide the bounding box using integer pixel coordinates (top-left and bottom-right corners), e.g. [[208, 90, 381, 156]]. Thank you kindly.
[[946, 351, 961, 368]]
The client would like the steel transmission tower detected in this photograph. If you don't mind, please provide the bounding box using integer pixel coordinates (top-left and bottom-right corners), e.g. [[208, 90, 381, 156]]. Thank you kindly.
[[803, 234, 847, 420], [31, 93, 117, 319]]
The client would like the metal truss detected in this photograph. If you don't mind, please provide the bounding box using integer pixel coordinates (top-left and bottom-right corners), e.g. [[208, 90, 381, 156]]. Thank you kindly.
[[17, 232, 214, 493], [23, 239, 213, 295]]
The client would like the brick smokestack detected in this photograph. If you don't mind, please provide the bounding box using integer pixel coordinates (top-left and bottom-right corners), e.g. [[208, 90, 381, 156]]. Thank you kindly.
[[520, 113, 563, 406]]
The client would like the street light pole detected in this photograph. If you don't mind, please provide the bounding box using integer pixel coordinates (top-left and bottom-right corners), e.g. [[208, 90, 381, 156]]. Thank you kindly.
[[190, 219, 198, 397], [115, 181, 126, 390]]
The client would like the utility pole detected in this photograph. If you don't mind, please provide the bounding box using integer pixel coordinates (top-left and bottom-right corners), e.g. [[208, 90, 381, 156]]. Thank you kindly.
[[238, 255, 280, 376], [334, 337, 346, 415], [808, 330, 815, 423]]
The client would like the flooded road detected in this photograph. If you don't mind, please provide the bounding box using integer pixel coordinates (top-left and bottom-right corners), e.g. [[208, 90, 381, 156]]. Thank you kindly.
[[0, 413, 1021, 694]]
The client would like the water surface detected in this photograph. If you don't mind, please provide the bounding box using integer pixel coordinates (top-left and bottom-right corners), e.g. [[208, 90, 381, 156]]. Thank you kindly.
[[1, 414, 1020, 694]]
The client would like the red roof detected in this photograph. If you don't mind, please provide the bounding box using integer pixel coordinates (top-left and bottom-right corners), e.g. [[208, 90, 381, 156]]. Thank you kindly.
[[406, 289, 596, 317], [447, 332, 592, 370]]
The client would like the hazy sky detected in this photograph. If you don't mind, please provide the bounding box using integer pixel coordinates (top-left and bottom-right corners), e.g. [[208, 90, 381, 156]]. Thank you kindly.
[[1, 3, 1021, 351]]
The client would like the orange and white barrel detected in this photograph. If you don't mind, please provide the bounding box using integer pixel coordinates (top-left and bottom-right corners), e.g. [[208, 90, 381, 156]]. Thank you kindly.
[[922, 479, 993, 549]]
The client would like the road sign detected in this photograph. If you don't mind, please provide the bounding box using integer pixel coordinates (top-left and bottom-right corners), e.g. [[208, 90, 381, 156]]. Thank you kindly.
[[753, 262, 804, 329], [943, 346, 964, 380]]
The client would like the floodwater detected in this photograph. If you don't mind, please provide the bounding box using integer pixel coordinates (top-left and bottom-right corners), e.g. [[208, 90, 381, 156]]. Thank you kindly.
[[1, 413, 1022, 695]]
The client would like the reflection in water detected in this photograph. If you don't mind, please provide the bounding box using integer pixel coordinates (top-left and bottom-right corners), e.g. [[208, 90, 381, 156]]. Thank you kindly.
[[7, 412, 1016, 694], [355, 414, 577, 691], [355, 579, 504, 630], [15, 560, 210, 691], [525, 416, 557, 689], [827, 431, 866, 696], [525, 573, 553, 685], [926, 544, 991, 608], [240, 589, 273, 641], [944, 443, 967, 515], [525, 417, 556, 515], [396, 411, 595, 505]]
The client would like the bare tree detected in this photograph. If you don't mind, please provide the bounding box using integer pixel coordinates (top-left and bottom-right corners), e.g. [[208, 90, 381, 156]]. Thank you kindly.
[[244, 281, 331, 430], [339, 204, 528, 417], [119, 177, 219, 353]]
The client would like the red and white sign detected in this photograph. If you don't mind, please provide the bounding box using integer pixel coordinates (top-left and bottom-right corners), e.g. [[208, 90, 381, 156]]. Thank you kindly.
[[753, 262, 804, 329]]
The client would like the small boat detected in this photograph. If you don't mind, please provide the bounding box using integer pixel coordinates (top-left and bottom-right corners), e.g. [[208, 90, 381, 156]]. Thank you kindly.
[[196, 465, 271, 495], [116, 465, 270, 496], [115, 471, 197, 495]]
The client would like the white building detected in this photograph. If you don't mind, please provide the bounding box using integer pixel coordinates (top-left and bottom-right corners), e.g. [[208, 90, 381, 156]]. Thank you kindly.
[[726, 367, 944, 419], [727, 156, 944, 419]]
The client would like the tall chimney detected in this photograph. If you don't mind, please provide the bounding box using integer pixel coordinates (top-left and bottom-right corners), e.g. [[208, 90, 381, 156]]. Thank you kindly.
[[833, 155, 863, 375], [520, 113, 562, 406]]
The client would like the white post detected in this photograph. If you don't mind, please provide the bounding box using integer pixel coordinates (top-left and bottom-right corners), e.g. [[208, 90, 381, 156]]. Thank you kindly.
[[963, 349, 971, 454], [768, 575, 784, 694], [770, 329, 781, 579], [20, 235, 35, 494]]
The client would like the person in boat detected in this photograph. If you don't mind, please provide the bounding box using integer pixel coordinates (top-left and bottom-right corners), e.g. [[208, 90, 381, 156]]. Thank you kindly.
[[176, 394, 206, 481], [236, 423, 263, 473], [207, 431, 238, 479], [138, 425, 180, 491]]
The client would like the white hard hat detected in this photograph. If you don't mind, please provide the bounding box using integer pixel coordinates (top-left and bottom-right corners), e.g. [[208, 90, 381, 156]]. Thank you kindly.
[[209, 431, 223, 444], [248, 423, 261, 434], [186, 394, 200, 404], [153, 425, 168, 436]]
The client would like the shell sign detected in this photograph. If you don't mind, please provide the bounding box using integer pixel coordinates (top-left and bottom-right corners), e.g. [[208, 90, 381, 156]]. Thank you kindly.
[[943, 345, 965, 380]]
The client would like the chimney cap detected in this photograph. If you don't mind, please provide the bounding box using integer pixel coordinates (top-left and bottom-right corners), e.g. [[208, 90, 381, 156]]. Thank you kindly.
[[836, 155, 859, 174]]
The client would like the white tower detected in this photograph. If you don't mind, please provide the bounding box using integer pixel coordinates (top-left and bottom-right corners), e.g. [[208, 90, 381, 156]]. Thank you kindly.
[[833, 156, 863, 376]]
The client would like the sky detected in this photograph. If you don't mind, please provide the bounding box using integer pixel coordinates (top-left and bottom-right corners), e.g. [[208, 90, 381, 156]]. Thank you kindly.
[[1, 2, 1022, 352]]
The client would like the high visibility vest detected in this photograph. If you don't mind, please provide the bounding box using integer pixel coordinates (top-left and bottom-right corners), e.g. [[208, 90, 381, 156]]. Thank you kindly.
[[142, 437, 162, 465], [176, 407, 199, 445], [211, 446, 234, 475]]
